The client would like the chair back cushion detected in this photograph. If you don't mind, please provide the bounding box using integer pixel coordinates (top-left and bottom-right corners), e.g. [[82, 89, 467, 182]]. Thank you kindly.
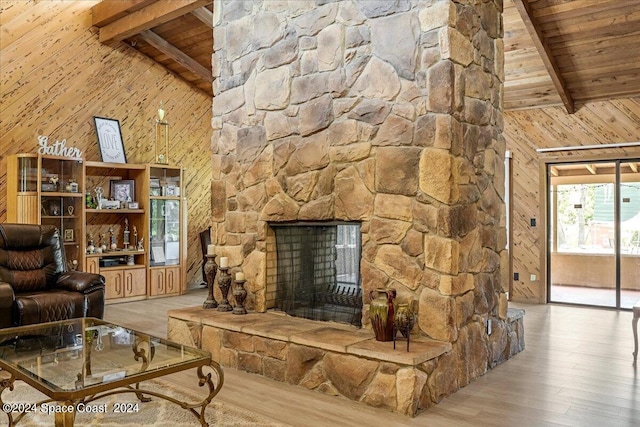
[[0, 224, 64, 293]]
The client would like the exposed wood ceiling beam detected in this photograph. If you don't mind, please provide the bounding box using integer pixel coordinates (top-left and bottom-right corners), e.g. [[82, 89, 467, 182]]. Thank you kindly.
[[96, 0, 210, 44], [92, 0, 156, 27], [512, 0, 575, 114], [630, 163, 638, 173], [191, 7, 214, 29], [138, 30, 213, 83], [585, 164, 597, 175]]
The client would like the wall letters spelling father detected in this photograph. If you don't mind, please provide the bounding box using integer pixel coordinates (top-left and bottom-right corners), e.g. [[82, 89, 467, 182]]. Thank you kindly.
[[37, 135, 82, 158]]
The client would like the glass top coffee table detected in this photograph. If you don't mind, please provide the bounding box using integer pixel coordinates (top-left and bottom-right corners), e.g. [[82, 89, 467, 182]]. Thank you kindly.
[[0, 317, 223, 427]]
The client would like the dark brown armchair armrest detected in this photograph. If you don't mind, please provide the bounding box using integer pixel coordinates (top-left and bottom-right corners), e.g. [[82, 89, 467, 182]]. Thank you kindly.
[[56, 271, 105, 294], [0, 282, 15, 328]]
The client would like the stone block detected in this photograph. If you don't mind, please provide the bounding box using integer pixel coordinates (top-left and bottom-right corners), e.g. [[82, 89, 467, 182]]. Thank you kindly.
[[286, 170, 320, 202], [397, 367, 427, 416], [419, 0, 454, 31], [285, 344, 325, 384], [361, 372, 397, 411], [300, 363, 327, 390], [375, 147, 421, 195], [285, 135, 331, 175], [357, 0, 410, 19], [202, 326, 222, 363], [299, 95, 333, 136], [375, 244, 422, 290], [369, 218, 411, 245], [210, 180, 226, 222], [223, 330, 255, 352], [348, 98, 391, 125], [263, 358, 287, 382], [323, 353, 377, 401], [335, 166, 374, 220], [427, 60, 454, 114], [412, 201, 438, 233], [372, 114, 413, 146], [329, 142, 371, 163], [424, 234, 459, 275], [439, 27, 473, 66], [255, 66, 291, 110], [353, 56, 401, 101], [318, 23, 344, 71], [418, 287, 456, 342], [167, 318, 202, 348], [374, 194, 413, 221], [371, 12, 419, 80], [260, 193, 300, 221], [419, 148, 458, 205], [238, 352, 263, 374]]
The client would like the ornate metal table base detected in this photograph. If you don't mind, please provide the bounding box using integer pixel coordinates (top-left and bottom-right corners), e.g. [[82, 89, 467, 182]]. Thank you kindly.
[[0, 361, 224, 427]]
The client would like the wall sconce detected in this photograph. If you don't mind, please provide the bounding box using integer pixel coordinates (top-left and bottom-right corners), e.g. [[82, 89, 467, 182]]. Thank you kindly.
[[155, 101, 169, 164]]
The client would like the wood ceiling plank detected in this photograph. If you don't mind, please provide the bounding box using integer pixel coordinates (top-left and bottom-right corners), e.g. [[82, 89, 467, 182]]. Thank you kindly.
[[138, 29, 213, 83], [98, 0, 210, 43], [512, 0, 575, 113], [91, 0, 155, 27]]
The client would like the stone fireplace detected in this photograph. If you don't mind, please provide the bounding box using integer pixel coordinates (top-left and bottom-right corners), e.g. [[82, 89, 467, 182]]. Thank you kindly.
[[188, 0, 525, 415]]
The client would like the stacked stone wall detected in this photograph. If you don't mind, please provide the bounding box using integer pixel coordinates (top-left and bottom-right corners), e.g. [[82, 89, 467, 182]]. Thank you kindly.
[[211, 0, 511, 385]]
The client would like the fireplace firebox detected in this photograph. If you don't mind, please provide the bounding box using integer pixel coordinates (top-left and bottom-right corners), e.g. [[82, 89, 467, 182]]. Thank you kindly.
[[270, 223, 362, 327]]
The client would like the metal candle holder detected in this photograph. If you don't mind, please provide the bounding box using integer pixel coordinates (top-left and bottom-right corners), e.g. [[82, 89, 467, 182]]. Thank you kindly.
[[217, 266, 233, 312], [202, 254, 218, 309], [232, 279, 247, 315]]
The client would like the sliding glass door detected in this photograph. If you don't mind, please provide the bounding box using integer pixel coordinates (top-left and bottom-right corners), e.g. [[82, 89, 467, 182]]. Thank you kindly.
[[620, 161, 640, 308], [548, 160, 640, 309]]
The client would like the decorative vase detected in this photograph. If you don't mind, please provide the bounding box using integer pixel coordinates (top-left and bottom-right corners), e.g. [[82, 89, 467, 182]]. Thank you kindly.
[[394, 303, 415, 338], [369, 288, 395, 341]]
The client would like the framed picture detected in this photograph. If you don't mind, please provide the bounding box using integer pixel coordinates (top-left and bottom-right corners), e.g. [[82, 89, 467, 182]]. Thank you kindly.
[[110, 179, 135, 203], [94, 117, 126, 164], [64, 229, 74, 242], [151, 244, 166, 265]]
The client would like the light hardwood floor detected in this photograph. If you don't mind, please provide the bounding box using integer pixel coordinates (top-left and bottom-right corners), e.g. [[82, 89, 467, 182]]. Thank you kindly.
[[105, 290, 640, 426]]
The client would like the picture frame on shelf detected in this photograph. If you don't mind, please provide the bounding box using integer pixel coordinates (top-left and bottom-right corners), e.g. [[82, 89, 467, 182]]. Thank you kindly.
[[151, 244, 166, 265], [94, 117, 126, 164], [110, 179, 135, 203], [63, 229, 74, 242], [162, 185, 179, 196], [128, 202, 139, 209], [150, 187, 162, 196]]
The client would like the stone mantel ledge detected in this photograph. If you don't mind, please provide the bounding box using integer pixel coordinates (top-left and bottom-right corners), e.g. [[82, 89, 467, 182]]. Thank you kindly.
[[168, 307, 451, 366]]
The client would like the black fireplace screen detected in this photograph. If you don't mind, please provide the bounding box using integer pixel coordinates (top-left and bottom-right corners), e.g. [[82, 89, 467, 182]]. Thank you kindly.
[[272, 223, 362, 327]]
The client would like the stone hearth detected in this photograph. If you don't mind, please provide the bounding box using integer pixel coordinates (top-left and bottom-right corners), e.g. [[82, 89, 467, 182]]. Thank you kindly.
[[168, 307, 524, 416]]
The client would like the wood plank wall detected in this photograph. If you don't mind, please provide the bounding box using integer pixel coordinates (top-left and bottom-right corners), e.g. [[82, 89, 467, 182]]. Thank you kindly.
[[0, 0, 213, 289], [504, 97, 640, 302]]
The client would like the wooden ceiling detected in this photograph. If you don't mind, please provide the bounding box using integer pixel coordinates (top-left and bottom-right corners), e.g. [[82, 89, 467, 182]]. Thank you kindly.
[[92, 0, 640, 113], [505, 0, 640, 112]]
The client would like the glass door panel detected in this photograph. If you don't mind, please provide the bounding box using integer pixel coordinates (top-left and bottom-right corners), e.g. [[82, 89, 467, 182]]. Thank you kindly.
[[149, 199, 181, 266], [620, 161, 640, 309], [548, 162, 617, 307]]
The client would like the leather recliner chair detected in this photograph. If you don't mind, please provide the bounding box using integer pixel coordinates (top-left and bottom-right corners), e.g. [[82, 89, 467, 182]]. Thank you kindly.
[[0, 223, 106, 328]]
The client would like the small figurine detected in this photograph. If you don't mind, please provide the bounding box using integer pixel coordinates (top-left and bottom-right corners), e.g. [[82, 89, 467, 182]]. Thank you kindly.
[[137, 237, 144, 251], [133, 225, 138, 248], [94, 187, 104, 209]]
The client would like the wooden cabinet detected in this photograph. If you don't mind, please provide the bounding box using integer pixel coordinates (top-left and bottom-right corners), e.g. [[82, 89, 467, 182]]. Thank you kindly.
[[149, 266, 180, 297], [103, 267, 146, 300]]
